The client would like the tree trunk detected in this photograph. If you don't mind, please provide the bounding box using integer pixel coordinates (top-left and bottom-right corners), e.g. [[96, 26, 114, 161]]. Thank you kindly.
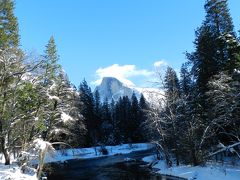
[[176, 152, 180, 166], [191, 148, 199, 166], [0, 137, 10, 165]]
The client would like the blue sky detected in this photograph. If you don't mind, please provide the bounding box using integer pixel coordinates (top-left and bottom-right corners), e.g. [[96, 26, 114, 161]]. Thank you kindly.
[[15, 0, 240, 88]]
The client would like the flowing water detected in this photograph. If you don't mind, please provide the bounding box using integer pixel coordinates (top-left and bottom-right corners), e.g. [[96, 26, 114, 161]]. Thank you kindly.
[[46, 150, 185, 180]]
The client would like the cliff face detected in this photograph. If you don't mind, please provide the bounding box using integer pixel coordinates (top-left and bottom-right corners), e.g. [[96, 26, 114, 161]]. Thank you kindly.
[[94, 77, 138, 102]]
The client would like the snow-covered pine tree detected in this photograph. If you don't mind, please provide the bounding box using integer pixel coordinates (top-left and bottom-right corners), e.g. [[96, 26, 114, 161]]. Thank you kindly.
[[187, 0, 235, 112], [39, 37, 86, 147], [220, 33, 240, 73], [183, 0, 238, 164]]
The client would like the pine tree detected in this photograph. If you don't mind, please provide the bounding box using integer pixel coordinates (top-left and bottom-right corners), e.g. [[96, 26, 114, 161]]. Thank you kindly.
[[40, 36, 61, 140], [79, 80, 95, 146], [188, 0, 235, 93], [139, 94, 149, 142], [164, 67, 180, 101], [204, 0, 234, 35], [129, 93, 141, 142], [205, 0, 235, 70], [187, 25, 219, 94], [185, 2, 237, 164], [110, 99, 117, 144], [180, 63, 192, 96], [221, 33, 240, 73], [114, 97, 122, 144], [114, 96, 131, 143], [101, 98, 113, 144], [121, 96, 131, 143], [43, 36, 60, 85], [67, 81, 86, 147], [177, 63, 202, 164], [45, 70, 86, 147], [93, 89, 102, 143], [0, 0, 19, 49]]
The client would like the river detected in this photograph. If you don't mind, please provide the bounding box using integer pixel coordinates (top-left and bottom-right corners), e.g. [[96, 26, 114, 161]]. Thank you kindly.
[[45, 149, 185, 180]]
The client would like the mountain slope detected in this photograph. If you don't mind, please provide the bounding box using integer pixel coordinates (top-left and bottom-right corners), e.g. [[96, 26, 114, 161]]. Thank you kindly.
[[95, 77, 164, 103]]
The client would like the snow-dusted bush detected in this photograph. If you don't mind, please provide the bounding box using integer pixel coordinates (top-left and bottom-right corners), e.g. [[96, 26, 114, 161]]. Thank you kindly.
[[17, 138, 55, 179]]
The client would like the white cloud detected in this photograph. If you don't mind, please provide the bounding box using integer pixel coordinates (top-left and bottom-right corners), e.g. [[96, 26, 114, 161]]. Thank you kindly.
[[92, 64, 154, 87], [153, 60, 167, 68]]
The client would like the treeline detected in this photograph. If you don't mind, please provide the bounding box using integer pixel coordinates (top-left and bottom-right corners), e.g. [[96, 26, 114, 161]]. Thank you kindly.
[[79, 80, 149, 146], [145, 0, 240, 166]]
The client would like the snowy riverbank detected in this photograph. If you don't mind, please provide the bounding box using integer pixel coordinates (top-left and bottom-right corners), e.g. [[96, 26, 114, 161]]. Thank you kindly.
[[0, 155, 37, 180], [44, 143, 154, 163], [142, 155, 240, 180], [0, 143, 154, 180]]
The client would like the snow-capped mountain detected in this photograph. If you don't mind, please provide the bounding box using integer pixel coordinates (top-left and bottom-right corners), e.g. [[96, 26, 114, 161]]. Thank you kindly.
[[94, 77, 140, 102], [95, 77, 164, 103]]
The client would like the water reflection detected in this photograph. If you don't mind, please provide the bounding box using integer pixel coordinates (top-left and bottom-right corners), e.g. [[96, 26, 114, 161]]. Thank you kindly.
[[47, 160, 183, 180]]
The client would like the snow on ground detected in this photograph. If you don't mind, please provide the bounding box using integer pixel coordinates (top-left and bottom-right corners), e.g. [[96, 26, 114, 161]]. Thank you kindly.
[[0, 155, 37, 180], [0, 164, 36, 180], [0, 143, 153, 180], [143, 155, 240, 180], [44, 143, 154, 163]]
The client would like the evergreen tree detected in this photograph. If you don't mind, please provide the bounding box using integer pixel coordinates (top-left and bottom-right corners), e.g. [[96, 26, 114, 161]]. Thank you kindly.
[[164, 67, 180, 101], [187, 25, 219, 93], [40, 37, 61, 140], [79, 80, 95, 146], [45, 70, 86, 147], [204, 0, 234, 35], [139, 94, 149, 142], [204, 0, 235, 70], [129, 93, 141, 142], [93, 90, 101, 119], [121, 96, 131, 143], [114, 97, 122, 144], [114, 96, 131, 143], [101, 98, 113, 144], [188, 0, 235, 93], [180, 62, 192, 96], [220, 33, 240, 73], [93, 90, 102, 141], [43, 36, 60, 85], [184, 1, 238, 164], [0, 0, 19, 49], [110, 99, 117, 144], [177, 63, 202, 164]]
